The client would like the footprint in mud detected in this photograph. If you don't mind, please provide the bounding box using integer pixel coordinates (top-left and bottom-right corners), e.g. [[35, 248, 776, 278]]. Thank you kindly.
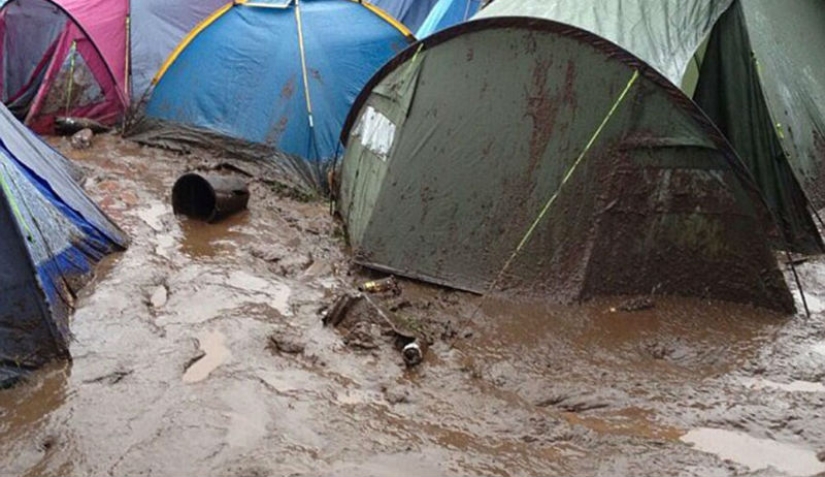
[[183, 331, 231, 383]]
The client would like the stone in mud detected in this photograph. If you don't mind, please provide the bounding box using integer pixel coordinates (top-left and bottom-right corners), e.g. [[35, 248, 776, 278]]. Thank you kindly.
[[149, 285, 168, 308], [382, 384, 412, 404], [249, 244, 312, 277], [71, 128, 94, 149], [267, 333, 305, 355], [249, 244, 290, 263]]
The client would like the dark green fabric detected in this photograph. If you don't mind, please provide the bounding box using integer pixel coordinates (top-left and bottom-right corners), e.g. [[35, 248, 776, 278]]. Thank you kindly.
[[694, 1, 825, 253], [340, 21, 793, 312]]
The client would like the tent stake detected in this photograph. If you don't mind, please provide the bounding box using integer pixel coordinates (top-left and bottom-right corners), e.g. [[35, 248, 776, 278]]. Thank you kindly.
[[784, 248, 810, 318]]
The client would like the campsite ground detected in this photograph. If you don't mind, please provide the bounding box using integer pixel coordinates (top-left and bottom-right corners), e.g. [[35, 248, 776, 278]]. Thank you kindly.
[[1, 134, 825, 476]]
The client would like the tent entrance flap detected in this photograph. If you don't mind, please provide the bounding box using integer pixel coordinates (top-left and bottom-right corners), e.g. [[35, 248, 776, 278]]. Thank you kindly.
[[694, 0, 825, 254], [0, 0, 129, 133]]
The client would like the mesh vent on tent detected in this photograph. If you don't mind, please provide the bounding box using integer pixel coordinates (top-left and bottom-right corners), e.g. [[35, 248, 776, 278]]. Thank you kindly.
[[41, 42, 104, 115]]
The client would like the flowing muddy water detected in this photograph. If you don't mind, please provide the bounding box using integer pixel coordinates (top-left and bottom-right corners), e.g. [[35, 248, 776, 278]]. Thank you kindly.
[[2, 134, 825, 476]]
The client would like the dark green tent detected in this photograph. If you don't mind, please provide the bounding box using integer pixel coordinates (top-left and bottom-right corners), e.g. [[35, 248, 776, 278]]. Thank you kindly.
[[694, 0, 825, 254], [476, 0, 825, 253], [338, 17, 794, 313]]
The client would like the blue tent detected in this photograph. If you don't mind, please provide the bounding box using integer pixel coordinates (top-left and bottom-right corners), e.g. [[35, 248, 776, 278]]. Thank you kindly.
[[138, 0, 413, 189], [369, 0, 439, 32], [416, 0, 485, 38], [0, 102, 127, 386]]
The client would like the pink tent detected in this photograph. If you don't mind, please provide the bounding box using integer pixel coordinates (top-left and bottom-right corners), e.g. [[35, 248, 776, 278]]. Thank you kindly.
[[0, 0, 128, 133]]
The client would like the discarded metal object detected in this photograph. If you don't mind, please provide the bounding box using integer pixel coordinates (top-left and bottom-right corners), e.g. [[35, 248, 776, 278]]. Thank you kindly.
[[172, 172, 250, 223], [358, 276, 400, 295], [55, 116, 111, 135], [402, 340, 424, 367], [70, 128, 94, 149], [360, 293, 426, 367], [322, 292, 362, 328], [322, 290, 427, 367]]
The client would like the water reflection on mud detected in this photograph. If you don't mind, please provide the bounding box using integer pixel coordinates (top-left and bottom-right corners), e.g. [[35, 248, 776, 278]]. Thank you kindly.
[[0, 135, 824, 476]]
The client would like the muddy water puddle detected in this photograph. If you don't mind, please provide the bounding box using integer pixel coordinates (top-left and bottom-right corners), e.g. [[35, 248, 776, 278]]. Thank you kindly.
[[682, 427, 825, 476], [2, 135, 825, 476]]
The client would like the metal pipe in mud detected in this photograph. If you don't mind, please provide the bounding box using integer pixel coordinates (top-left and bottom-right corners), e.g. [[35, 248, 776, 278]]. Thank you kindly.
[[172, 172, 250, 223]]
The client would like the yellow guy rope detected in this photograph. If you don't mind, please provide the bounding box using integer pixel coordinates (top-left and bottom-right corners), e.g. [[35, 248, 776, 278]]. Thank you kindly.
[[451, 69, 641, 347]]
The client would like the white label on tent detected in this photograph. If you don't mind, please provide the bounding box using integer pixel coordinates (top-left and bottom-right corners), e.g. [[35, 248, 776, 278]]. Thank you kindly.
[[354, 106, 396, 161]]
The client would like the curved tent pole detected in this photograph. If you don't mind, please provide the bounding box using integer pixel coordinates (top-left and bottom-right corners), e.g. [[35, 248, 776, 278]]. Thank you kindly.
[[294, 0, 321, 162]]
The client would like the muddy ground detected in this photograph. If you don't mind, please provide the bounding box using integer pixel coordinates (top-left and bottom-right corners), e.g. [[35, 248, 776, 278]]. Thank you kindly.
[[2, 134, 825, 476]]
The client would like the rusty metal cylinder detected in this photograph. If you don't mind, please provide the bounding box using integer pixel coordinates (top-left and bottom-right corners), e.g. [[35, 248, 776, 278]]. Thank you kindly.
[[172, 172, 249, 223]]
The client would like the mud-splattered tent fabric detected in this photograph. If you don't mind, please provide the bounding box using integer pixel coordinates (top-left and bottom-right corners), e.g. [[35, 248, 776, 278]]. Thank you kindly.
[[131, 0, 413, 190], [0, 102, 127, 384], [0, 0, 129, 133], [476, 0, 825, 254], [338, 17, 794, 313], [694, 0, 825, 254], [416, 0, 485, 38], [369, 0, 438, 32]]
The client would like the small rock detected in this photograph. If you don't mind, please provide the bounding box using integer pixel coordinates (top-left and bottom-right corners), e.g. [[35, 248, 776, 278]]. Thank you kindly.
[[383, 385, 411, 404], [70, 128, 94, 149], [249, 244, 289, 262], [818, 449, 825, 462], [268, 334, 305, 355], [149, 285, 168, 308]]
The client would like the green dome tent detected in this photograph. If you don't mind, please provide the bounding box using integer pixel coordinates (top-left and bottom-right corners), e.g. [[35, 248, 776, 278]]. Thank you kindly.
[[477, 0, 825, 254], [337, 17, 794, 313]]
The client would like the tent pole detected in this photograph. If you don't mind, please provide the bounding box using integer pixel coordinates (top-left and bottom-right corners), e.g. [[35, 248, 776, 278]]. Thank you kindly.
[[65, 41, 77, 115], [294, 0, 321, 162], [784, 249, 810, 318]]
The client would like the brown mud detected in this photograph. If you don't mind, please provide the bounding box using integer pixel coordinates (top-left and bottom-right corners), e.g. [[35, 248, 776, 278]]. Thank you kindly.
[[1, 134, 825, 476]]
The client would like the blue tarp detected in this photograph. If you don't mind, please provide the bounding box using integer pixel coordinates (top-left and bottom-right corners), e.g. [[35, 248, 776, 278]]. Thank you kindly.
[[416, 0, 484, 38], [144, 0, 411, 185], [369, 0, 438, 32], [0, 102, 127, 381]]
